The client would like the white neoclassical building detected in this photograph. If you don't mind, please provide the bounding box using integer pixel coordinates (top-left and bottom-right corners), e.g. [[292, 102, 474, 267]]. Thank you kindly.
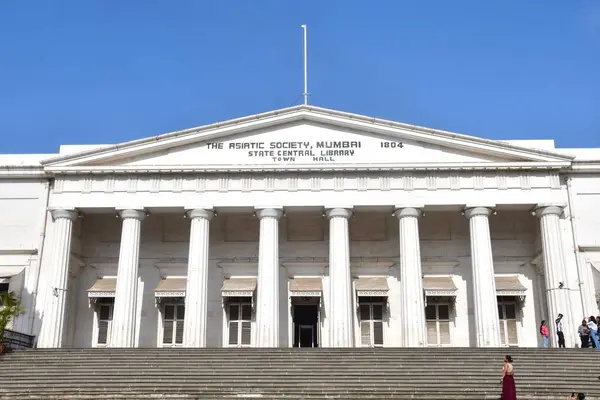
[[1, 106, 599, 349]]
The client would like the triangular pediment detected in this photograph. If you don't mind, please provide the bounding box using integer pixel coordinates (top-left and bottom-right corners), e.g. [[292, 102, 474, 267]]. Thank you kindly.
[[89, 122, 526, 167], [43, 106, 572, 172]]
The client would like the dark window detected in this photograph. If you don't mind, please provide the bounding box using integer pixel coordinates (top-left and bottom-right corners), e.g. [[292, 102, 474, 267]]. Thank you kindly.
[[228, 302, 252, 346], [358, 299, 385, 347], [162, 304, 185, 345]]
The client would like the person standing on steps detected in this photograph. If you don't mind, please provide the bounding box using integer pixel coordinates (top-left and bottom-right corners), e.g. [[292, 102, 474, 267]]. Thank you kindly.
[[540, 320, 549, 348], [578, 319, 590, 348], [586, 317, 596, 349], [501, 355, 517, 400], [587, 316, 599, 349], [556, 313, 566, 348]]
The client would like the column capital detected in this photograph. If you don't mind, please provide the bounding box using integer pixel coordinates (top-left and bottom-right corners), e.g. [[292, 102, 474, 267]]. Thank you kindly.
[[534, 205, 564, 218], [394, 207, 422, 219], [464, 207, 492, 219], [255, 208, 283, 220], [117, 209, 146, 221], [50, 209, 78, 222], [185, 208, 214, 221], [325, 208, 353, 220]]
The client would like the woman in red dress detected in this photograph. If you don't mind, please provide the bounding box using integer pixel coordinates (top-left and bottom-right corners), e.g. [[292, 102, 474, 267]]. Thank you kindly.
[[501, 355, 517, 400]]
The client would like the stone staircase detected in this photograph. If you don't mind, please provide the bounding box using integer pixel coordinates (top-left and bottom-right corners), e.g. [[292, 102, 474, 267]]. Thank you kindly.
[[0, 348, 597, 399]]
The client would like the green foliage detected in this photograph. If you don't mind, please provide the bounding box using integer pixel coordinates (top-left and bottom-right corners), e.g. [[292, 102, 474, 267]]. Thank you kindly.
[[0, 292, 25, 344]]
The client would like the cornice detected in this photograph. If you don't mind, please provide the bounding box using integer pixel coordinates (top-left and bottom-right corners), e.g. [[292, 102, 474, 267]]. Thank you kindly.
[[303, 108, 572, 162], [44, 161, 571, 175], [0, 166, 48, 178], [40, 107, 308, 166], [570, 161, 600, 173]]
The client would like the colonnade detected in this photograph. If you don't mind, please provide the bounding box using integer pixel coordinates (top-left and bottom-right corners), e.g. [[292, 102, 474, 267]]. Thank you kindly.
[[36, 204, 571, 348]]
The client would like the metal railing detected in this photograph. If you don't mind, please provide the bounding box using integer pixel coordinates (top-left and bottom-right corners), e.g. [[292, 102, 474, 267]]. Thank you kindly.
[[1, 329, 35, 350]]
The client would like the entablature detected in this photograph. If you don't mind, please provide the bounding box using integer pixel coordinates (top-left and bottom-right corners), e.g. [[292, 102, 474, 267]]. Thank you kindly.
[[52, 170, 563, 195]]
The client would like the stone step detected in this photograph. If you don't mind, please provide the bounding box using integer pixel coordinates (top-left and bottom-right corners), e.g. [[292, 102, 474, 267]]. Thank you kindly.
[[0, 390, 587, 400], [0, 386, 583, 394], [0, 369, 592, 377], [0, 353, 586, 358], [0, 358, 577, 365], [0, 355, 513, 360], [3, 351, 587, 357], [0, 392, 587, 400], [0, 367, 580, 373], [7, 351, 585, 357], [0, 382, 593, 392], [0, 359, 583, 364], [0, 360, 576, 365], [0, 394, 572, 400], [0, 369, 592, 376], [1, 379, 589, 387], [0, 365, 592, 373], [8, 349, 588, 355]]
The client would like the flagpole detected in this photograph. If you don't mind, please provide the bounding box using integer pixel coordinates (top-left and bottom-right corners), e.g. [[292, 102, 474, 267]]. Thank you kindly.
[[301, 24, 308, 105]]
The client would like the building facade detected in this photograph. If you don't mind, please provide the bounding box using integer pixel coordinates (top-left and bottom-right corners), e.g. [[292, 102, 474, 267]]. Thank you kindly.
[[1, 106, 599, 349]]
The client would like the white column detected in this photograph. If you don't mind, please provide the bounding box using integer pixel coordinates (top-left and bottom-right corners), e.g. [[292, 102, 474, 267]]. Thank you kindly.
[[535, 205, 573, 347], [255, 208, 283, 347], [37, 209, 77, 348], [394, 207, 427, 347], [183, 208, 213, 347], [109, 209, 145, 348], [326, 207, 354, 347], [465, 207, 501, 347]]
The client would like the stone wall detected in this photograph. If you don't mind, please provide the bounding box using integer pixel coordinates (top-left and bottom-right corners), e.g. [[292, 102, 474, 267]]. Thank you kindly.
[[0, 178, 49, 334]]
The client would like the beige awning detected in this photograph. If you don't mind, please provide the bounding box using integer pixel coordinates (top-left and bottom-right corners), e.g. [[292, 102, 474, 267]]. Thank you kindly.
[[289, 277, 322, 297], [87, 278, 116, 298], [495, 276, 527, 296], [423, 276, 457, 297], [0, 266, 26, 277], [355, 277, 389, 297], [221, 277, 257, 297], [154, 278, 186, 297]]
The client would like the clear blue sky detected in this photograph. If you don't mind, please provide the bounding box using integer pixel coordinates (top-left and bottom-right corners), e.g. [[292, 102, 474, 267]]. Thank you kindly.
[[1, 0, 599, 154]]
